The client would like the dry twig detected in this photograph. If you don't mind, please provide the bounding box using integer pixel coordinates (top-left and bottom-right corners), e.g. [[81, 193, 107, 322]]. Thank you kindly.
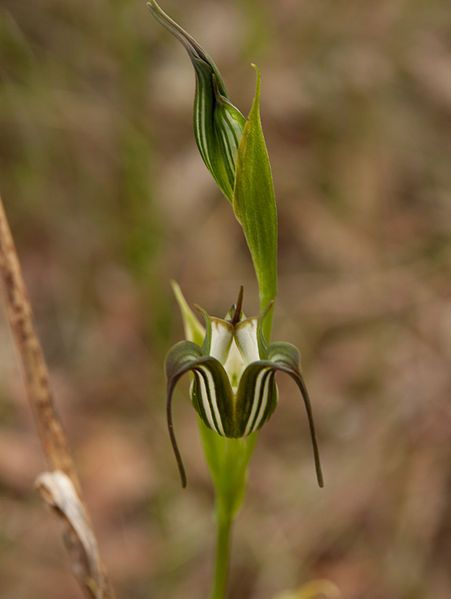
[[0, 195, 115, 599]]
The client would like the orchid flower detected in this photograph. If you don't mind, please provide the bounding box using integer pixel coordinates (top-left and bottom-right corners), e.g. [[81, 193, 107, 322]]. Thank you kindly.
[[166, 288, 323, 489]]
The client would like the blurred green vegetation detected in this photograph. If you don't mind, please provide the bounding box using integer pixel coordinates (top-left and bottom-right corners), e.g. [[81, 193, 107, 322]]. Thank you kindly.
[[0, 1, 450, 598]]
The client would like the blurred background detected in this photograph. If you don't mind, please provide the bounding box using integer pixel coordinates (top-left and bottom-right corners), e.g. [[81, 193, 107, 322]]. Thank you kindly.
[[0, 0, 450, 597]]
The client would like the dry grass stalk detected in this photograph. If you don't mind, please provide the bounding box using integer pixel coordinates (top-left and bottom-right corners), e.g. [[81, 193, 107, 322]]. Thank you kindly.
[[0, 195, 115, 599]]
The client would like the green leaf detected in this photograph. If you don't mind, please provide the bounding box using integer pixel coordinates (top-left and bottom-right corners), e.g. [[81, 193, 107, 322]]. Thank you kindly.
[[147, 0, 245, 201], [233, 66, 278, 337]]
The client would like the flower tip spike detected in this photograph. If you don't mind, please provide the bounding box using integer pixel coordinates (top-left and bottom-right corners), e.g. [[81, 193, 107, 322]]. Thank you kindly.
[[231, 286, 244, 326]]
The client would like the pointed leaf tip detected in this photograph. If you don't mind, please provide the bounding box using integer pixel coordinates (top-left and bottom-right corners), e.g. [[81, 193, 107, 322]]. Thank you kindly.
[[233, 65, 278, 335], [250, 63, 261, 91], [171, 281, 205, 345]]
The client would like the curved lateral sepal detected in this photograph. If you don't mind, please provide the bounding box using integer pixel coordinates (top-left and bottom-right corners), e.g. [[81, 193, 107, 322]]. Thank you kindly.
[[165, 341, 234, 487], [268, 342, 324, 488]]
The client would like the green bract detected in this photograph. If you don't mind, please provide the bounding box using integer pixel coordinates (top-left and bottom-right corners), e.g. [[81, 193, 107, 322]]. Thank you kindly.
[[234, 66, 277, 332], [166, 288, 323, 489]]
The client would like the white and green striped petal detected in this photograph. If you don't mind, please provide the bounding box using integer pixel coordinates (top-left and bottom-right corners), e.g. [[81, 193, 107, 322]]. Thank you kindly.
[[235, 362, 278, 437], [147, 0, 245, 202]]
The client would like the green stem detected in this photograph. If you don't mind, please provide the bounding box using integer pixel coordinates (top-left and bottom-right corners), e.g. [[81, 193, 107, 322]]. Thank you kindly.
[[199, 414, 257, 599], [211, 508, 233, 599]]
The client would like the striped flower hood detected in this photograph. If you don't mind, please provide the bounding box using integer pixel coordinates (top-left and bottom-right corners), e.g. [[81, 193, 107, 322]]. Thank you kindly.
[[148, 0, 245, 203], [165, 288, 323, 489]]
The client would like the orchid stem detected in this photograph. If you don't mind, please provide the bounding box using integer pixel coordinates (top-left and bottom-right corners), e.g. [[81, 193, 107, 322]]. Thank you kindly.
[[211, 507, 233, 599]]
